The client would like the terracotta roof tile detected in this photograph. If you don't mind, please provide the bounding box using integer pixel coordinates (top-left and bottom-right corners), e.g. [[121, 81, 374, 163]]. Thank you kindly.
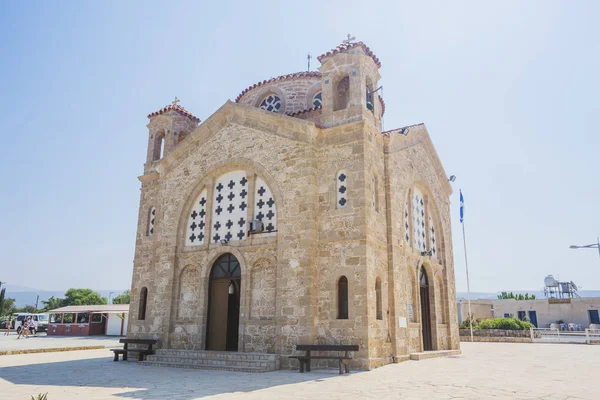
[[378, 96, 385, 117], [235, 71, 322, 103], [317, 41, 381, 69], [147, 104, 201, 124], [286, 104, 322, 117]]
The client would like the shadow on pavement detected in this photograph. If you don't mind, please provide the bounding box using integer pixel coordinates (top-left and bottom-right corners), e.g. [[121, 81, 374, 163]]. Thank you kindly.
[[0, 355, 357, 399]]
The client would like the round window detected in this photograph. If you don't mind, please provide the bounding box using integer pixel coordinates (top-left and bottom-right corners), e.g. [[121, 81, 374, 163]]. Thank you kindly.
[[259, 95, 281, 113], [312, 92, 322, 108]]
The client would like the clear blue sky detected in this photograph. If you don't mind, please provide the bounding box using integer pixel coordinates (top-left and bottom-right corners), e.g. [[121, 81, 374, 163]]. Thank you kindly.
[[1, 1, 598, 293]]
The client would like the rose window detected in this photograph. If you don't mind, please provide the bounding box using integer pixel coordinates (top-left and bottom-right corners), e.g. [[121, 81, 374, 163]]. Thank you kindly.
[[259, 95, 281, 113]]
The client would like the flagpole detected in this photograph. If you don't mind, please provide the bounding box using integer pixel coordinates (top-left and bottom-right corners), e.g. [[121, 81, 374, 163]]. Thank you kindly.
[[460, 189, 474, 343]]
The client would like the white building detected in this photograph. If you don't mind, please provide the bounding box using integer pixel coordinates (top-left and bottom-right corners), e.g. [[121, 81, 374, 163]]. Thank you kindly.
[[458, 298, 600, 329]]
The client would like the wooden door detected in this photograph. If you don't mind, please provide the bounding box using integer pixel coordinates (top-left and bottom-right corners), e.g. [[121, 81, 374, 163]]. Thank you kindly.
[[207, 280, 229, 350]]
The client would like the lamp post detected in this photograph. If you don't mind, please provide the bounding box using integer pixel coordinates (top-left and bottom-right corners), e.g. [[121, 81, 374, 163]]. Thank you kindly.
[[569, 237, 600, 259]]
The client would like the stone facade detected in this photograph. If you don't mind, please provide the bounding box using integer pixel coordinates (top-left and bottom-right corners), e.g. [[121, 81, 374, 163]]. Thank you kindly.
[[127, 41, 460, 370]]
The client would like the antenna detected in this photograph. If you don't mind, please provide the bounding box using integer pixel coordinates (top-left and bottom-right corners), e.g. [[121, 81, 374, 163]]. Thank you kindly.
[[307, 53, 312, 71]]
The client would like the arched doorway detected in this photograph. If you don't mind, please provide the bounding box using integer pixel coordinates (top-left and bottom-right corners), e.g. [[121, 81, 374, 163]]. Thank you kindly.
[[206, 253, 241, 351], [419, 268, 433, 351]]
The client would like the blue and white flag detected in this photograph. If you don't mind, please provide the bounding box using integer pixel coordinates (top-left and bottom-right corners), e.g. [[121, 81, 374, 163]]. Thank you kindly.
[[460, 190, 464, 223]]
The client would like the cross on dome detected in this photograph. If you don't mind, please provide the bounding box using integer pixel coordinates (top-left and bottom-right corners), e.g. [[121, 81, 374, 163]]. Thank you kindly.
[[343, 34, 356, 44], [172, 96, 180, 106]]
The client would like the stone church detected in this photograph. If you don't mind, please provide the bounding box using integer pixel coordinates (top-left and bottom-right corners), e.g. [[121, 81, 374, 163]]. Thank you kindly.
[[128, 40, 460, 369]]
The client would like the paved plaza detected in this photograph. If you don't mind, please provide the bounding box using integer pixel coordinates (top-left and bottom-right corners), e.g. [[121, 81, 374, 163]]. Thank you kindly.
[[0, 342, 598, 399], [0, 331, 120, 353]]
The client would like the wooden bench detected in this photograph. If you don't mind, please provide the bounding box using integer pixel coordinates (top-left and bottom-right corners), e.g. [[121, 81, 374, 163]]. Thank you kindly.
[[289, 344, 359, 374], [111, 338, 157, 362]]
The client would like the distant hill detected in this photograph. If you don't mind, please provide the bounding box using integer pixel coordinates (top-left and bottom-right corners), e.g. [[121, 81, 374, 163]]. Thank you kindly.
[[457, 290, 600, 300], [1, 286, 129, 308]]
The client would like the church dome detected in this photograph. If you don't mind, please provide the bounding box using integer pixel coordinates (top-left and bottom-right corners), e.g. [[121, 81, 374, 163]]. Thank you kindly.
[[235, 71, 323, 115]]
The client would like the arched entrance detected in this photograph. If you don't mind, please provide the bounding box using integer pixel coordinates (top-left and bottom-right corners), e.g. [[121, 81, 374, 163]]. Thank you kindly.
[[419, 268, 433, 351], [206, 253, 241, 351]]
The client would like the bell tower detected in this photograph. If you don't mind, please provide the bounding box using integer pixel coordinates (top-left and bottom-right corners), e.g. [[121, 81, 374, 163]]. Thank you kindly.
[[144, 98, 200, 172], [317, 39, 382, 130]]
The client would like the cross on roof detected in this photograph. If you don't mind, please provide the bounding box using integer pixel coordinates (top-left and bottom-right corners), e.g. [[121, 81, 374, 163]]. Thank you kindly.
[[172, 96, 180, 106], [343, 34, 356, 44]]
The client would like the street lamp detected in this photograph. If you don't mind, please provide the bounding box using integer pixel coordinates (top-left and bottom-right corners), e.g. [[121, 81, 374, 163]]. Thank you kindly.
[[569, 237, 600, 258]]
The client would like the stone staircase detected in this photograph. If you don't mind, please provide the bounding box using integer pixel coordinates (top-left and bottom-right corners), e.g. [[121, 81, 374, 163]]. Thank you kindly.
[[139, 349, 280, 372]]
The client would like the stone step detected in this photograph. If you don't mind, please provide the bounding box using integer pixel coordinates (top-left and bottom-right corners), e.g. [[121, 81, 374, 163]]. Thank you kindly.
[[154, 349, 278, 361], [139, 360, 271, 373], [409, 349, 461, 361], [145, 354, 274, 368]]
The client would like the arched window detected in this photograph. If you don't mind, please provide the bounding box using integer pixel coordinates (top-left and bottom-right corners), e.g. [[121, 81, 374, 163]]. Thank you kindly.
[[366, 85, 374, 112], [428, 214, 437, 257], [375, 277, 382, 320], [186, 189, 207, 246], [152, 132, 165, 161], [337, 171, 348, 208], [138, 287, 148, 320], [254, 176, 277, 236], [334, 76, 350, 111], [259, 95, 281, 113], [312, 92, 322, 108], [412, 188, 426, 252], [147, 207, 156, 236], [337, 276, 349, 319]]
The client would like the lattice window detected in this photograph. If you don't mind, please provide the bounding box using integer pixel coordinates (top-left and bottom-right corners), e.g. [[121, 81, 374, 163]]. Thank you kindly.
[[254, 177, 277, 236], [404, 202, 410, 246], [186, 189, 207, 246], [412, 188, 426, 252], [312, 92, 322, 108], [259, 95, 281, 113], [211, 171, 248, 243], [147, 207, 156, 236], [337, 171, 348, 208], [429, 214, 437, 257]]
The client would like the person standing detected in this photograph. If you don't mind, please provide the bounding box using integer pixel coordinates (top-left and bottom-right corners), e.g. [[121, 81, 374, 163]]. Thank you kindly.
[[17, 319, 25, 339], [4, 318, 11, 336]]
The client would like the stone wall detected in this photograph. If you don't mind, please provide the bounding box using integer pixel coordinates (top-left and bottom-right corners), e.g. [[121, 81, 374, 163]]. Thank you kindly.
[[128, 46, 459, 370], [237, 77, 321, 114], [459, 329, 533, 343]]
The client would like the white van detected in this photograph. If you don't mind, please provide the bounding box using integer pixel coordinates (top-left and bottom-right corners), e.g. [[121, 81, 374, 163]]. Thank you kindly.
[[12, 313, 49, 333]]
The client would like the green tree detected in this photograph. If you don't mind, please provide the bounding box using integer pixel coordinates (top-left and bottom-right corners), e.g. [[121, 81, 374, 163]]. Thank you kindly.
[[17, 305, 37, 313], [63, 289, 107, 306], [112, 290, 130, 305], [41, 296, 65, 311], [0, 296, 17, 317]]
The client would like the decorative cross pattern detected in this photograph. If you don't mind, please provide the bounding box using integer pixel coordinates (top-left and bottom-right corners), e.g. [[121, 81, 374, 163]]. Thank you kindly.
[[412, 188, 426, 252], [186, 189, 207, 246], [337, 171, 348, 208], [148, 207, 156, 236], [429, 214, 437, 256], [254, 177, 277, 235], [212, 170, 248, 243]]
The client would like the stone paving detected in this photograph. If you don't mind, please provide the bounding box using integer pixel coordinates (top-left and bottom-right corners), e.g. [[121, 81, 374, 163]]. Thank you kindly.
[[0, 331, 120, 352], [0, 342, 598, 399]]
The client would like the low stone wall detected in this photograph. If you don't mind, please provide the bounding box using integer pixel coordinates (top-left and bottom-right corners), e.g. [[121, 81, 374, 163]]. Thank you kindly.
[[459, 329, 533, 343], [460, 336, 531, 343], [459, 329, 531, 337]]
